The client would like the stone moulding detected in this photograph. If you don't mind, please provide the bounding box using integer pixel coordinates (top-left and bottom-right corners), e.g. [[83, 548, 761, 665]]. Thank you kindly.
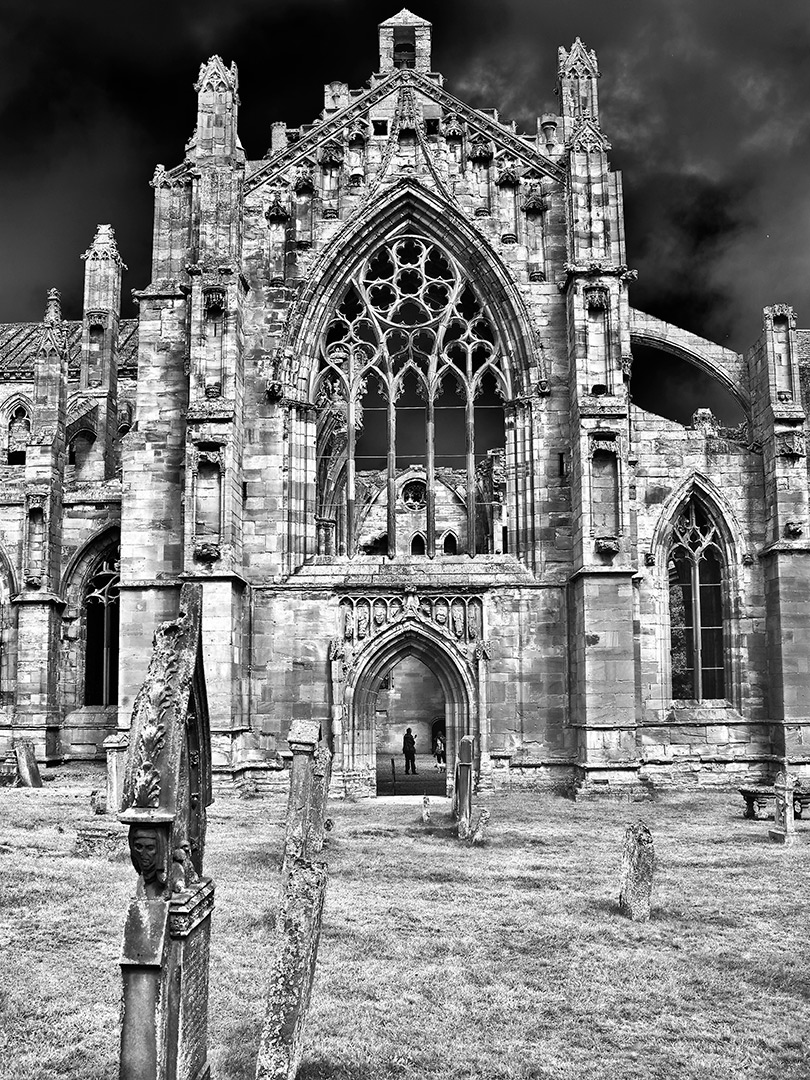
[[338, 590, 484, 649]]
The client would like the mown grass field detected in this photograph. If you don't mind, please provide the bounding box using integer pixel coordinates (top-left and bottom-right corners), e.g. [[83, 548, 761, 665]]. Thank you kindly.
[[1, 770, 808, 1079]]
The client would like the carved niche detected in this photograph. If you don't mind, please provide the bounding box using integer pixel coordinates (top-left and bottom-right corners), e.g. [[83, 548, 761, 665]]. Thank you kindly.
[[337, 590, 485, 656], [776, 431, 806, 459]]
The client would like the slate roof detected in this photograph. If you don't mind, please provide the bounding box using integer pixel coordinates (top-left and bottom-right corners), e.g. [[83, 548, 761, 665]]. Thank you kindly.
[[0, 319, 139, 382]]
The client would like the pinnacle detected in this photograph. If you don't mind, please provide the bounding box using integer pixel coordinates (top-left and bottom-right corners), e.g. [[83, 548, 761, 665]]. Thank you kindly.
[[44, 288, 62, 325], [82, 223, 126, 267], [194, 55, 239, 94]]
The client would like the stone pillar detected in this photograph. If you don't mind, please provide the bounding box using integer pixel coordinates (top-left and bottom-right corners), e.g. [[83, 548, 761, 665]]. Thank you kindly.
[[284, 719, 332, 865], [14, 289, 68, 763], [104, 731, 129, 813]]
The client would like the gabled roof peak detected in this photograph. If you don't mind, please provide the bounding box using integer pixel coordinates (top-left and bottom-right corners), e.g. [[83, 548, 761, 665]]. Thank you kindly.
[[380, 8, 431, 27]]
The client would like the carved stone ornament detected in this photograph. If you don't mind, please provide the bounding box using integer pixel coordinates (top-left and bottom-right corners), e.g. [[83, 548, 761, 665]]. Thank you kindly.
[[322, 207, 339, 220], [319, 141, 344, 166], [742, 552, 755, 566], [784, 520, 804, 538], [265, 194, 290, 223], [585, 285, 609, 310], [203, 286, 226, 314], [204, 382, 222, 400], [86, 310, 107, 330], [339, 592, 484, 649], [776, 431, 806, 458], [120, 582, 212, 894], [522, 187, 548, 215], [764, 304, 796, 328], [590, 436, 618, 457], [536, 378, 551, 396], [620, 354, 633, 378], [777, 390, 793, 403], [495, 163, 521, 187], [265, 379, 284, 402], [24, 574, 42, 589], [293, 168, 316, 195], [501, 233, 518, 245], [193, 542, 221, 563], [595, 536, 620, 555], [444, 115, 464, 140], [529, 270, 546, 282], [469, 138, 494, 163], [474, 207, 491, 218], [644, 552, 655, 567]]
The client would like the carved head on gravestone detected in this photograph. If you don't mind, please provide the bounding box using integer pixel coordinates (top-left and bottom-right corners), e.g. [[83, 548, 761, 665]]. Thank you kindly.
[[129, 826, 168, 896]]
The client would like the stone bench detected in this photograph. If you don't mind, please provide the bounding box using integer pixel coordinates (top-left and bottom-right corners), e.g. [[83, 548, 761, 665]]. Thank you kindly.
[[739, 787, 810, 820]]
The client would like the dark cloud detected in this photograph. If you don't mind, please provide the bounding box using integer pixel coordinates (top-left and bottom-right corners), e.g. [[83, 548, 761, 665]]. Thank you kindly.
[[2, 0, 809, 354]]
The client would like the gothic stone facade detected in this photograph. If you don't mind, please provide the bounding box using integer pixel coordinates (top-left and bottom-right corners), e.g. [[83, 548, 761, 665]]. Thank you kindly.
[[2, 11, 809, 794]]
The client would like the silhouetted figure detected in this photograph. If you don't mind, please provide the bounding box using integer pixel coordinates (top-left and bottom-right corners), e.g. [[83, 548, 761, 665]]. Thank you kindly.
[[434, 733, 446, 771], [403, 728, 417, 774]]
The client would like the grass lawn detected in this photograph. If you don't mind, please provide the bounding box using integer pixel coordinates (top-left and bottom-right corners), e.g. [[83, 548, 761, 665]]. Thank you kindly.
[[1, 771, 809, 1079]]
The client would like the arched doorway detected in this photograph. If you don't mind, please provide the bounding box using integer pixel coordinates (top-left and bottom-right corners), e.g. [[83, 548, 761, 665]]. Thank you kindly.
[[341, 619, 477, 797], [372, 654, 447, 795]]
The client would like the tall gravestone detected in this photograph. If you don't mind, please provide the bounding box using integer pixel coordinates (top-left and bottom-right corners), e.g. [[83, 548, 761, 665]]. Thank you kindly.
[[618, 821, 654, 922], [118, 583, 214, 1080], [769, 770, 796, 845], [255, 720, 331, 1080], [453, 735, 475, 839]]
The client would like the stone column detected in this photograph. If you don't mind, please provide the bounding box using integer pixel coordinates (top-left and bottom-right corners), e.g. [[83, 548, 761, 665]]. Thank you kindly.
[[768, 770, 796, 845]]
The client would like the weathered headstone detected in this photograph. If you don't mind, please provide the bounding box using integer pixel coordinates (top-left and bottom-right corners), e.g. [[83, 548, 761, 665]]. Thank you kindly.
[[256, 720, 332, 1080], [74, 821, 128, 859], [104, 731, 130, 814], [118, 583, 215, 1080], [468, 807, 490, 845], [618, 821, 654, 922], [421, 795, 431, 824], [14, 739, 42, 788], [769, 770, 796, 845], [283, 720, 333, 868], [255, 858, 328, 1080], [453, 735, 474, 839]]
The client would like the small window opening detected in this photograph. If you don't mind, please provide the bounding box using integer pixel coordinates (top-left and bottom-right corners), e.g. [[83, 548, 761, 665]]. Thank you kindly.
[[7, 405, 30, 465], [425, 118, 440, 137], [502, 526, 509, 554], [443, 533, 458, 555], [410, 533, 426, 556], [372, 119, 389, 137], [68, 432, 96, 471], [393, 27, 416, 69], [558, 452, 568, 478]]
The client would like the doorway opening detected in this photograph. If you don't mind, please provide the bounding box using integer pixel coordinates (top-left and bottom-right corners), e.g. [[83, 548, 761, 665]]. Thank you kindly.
[[373, 654, 448, 796]]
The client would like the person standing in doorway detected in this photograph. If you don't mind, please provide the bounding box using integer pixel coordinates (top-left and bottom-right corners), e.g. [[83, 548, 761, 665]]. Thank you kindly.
[[403, 728, 417, 775], [435, 733, 446, 771]]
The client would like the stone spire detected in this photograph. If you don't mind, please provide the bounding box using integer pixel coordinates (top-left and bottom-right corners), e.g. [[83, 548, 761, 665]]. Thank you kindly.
[[43, 287, 62, 325]]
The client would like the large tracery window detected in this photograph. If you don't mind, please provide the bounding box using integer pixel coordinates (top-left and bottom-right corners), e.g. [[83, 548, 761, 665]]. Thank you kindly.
[[668, 501, 726, 700], [84, 550, 120, 706], [316, 237, 509, 558]]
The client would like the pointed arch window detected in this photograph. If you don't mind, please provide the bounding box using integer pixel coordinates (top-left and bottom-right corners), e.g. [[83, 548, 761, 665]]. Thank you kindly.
[[7, 405, 31, 465], [316, 236, 509, 558], [668, 500, 725, 700], [84, 549, 120, 706]]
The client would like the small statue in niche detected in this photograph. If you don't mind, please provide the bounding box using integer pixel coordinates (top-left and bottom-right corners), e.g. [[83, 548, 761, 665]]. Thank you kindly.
[[357, 605, 370, 639], [170, 843, 200, 894], [452, 603, 465, 640], [129, 826, 168, 899]]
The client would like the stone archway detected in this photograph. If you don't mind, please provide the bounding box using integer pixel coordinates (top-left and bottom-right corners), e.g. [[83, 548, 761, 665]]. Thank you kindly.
[[330, 593, 489, 796]]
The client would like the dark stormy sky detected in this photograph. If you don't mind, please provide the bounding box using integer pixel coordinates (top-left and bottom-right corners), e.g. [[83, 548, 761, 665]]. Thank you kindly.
[[3, 0, 810, 369]]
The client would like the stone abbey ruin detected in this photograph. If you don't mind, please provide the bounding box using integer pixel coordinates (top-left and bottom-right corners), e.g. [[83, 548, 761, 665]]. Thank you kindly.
[[1, 9, 809, 800]]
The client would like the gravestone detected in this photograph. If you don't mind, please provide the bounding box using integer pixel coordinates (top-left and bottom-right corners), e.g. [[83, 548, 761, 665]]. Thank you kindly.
[[117, 583, 214, 1080], [453, 735, 474, 839], [14, 739, 42, 787], [421, 795, 431, 824], [618, 821, 654, 922], [768, 770, 796, 846], [256, 720, 331, 1079], [468, 807, 490, 845]]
